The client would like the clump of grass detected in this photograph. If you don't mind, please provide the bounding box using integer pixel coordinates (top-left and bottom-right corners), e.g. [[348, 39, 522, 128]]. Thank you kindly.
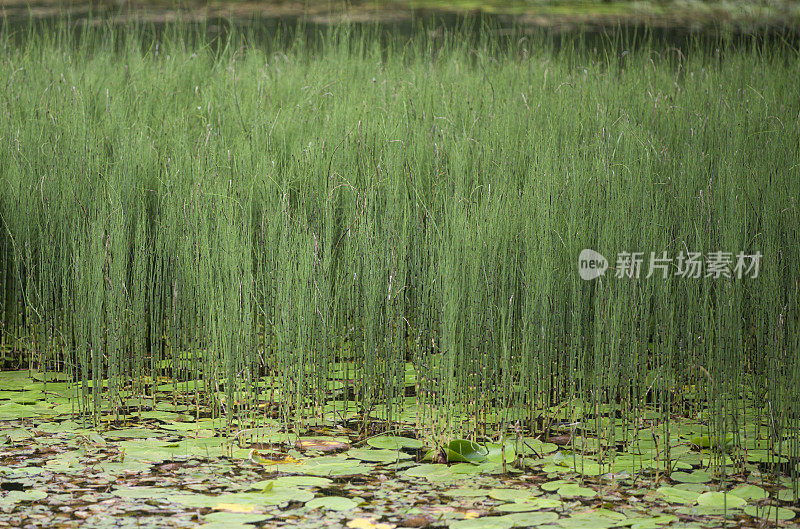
[[0, 20, 798, 471]]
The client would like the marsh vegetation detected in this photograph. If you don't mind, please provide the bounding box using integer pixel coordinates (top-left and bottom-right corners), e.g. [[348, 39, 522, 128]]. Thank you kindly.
[[0, 18, 799, 529]]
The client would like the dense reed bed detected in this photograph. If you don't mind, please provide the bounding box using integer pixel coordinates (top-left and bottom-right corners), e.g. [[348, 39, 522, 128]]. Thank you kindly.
[[0, 21, 798, 467]]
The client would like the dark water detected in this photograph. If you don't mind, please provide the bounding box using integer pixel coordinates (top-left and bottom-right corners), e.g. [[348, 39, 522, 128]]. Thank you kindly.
[[2, 2, 799, 54]]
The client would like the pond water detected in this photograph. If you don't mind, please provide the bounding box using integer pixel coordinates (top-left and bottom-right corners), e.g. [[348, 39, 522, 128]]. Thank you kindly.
[[2, 0, 799, 51]]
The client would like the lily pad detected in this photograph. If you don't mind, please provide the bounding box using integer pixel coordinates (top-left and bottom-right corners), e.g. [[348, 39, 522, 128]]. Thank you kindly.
[[347, 448, 412, 463], [495, 497, 562, 511], [0, 489, 47, 507], [112, 486, 173, 499], [306, 496, 359, 511], [556, 509, 627, 529], [446, 439, 489, 463], [203, 512, 271, 524], [554, 483, 597, 498], [366, 436, 424, 450], [296, 438, 350, 452], [488, 488, 537, 502], [743, 504, 795, 520], [696, 492, 746, 509], [670, 470, 713, 484], [655, 486, 700, 505], [730, 485, 768, 500], [777, 488, 799, 502], [498, 511, 560, 526], [626, 514, 679, 529], [272, 476, 333, 488], [450, 516, 514, 529]]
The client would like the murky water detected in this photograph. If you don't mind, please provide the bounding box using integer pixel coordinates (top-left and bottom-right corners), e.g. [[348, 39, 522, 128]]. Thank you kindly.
[[2, 0, 799, 50]]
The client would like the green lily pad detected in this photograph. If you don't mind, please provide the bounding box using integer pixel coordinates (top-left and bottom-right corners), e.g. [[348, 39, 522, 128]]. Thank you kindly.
[[305, 496, 359, 511], [554, 483, 597, 498], [272, 476, 333, 488], [176, 488, 314, 508], [487, 488, 536, 502], [203, 512, 271, 524], [777, 488, 799, 502], [112, 486, 173, 499], [519, 438, 559, 455], [655, 486, 700, 505], [743, 505, 795, 520], [366, 436, 424, 450], [0, 489, 47, 507], [495, 497, 562, 511], [747, 450, 789, 464], [0, 402, 54, 420], [675, 505, 738, 517], [104, 428, 158, 439], [556, 509, 626, 529], [280, 456, 373, 477], [696, 492, 746, 509], [445, 439, 489, 464], [541, 480, 568, 492], [626, 514, 679, 529], [347, 448, 412, 463], [401, 464, 458, 482], [197, 523, 256, 529], [671, 471, 713, 484], [450, 516, 514, 529], [450, 463, 484, 475], [730, 485, 767, 500], [690, 434, 734, 450], [498, 511, 559, 526]]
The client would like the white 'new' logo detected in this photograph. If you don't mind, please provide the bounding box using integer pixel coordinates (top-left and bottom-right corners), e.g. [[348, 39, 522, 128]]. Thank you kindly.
[[578, 249, 608, 281]]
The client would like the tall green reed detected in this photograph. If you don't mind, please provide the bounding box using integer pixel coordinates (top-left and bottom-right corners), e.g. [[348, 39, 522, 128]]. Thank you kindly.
[[0, 21, 797, 469]]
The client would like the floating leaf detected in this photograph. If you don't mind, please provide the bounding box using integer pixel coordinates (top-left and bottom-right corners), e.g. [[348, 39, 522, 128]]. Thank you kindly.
[[626, 514, 678, 529], [112, 486, 173, 500], [498, 511, 559, 526], [690, 434, 734, 450], [203, 512, 270, 524], [272, 476, 333, 488], [777, 488, 799, 502], [0, 489, 46, 507], [367, 436, 424, 450], [295, 438, 350, 452], [249, 449, 301, 466], [675, 505, 738, 517], [555, 509, 626, 529], [541, 480, 568, 492], [197, 523, 256, 529], [743, 505, 795, 520], [554, 483, 597, 498], [446, 440, 489, 463], [670, 471, 713, 484], [655, 486, 700, 505], [730, 485, 767, 500], [281, 455, 372, 477], [488, 488, 536, 502], [495, 498, 562, 512], [347, 448, 412, 463], [696, 492, 746, 509], [450, 516, 514, 529]]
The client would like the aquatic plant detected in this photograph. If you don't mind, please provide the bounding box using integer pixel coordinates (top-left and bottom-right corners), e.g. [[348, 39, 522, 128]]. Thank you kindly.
[[0, 22, 798, 477]]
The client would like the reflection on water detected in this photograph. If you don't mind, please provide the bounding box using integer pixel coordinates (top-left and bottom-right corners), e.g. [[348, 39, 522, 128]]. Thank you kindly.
[[1, 0, 798, 50]]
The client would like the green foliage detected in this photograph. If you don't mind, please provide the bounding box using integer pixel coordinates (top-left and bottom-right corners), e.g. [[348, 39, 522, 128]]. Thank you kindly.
[[0, 23, 798, 472]]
